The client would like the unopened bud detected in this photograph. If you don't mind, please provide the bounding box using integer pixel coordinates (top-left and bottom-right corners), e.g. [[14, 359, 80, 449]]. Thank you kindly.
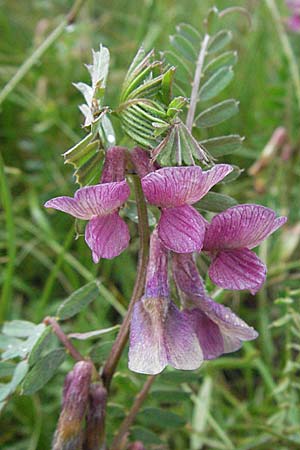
[[52, 360, 93, 450], [84, 383, 107, 450], [101, 146, 127, 182], [131, 147, 157, 178]]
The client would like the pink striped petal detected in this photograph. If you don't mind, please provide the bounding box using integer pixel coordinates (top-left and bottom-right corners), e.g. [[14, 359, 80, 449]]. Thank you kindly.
[[45, 181, 130, 220], [204, 204, 287, 251], [199, 297, 258, 342], [85, 212, 130, 262], [44, 196, 91, 220], [164, 302, 203, 370], [209, 248, 266, 294], [158, 205, 206, 253], [142, 165, 232, 208], [129, 298, 167, 375], [183, 309, 224, 359], [128, 298, 203, 374]]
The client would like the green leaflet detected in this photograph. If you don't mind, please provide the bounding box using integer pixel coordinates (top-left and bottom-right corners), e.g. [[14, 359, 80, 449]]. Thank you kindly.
[[221, 165, 244, 183], [131, 427, 162, 445], [56, 280, 101, 320], [170, 33, 198, 62], [118, 47, 175, 147], [176, 23, 202, 45], [2, 320, 37, 338], [200, 134, 244, 157], [199, 66, 234, 102], [138, 407, 186, 429], [0, 360, 28, 402], [0, 361, 15, 378], [28, 326, 53, 367], [150, 389, 190, 403], [204, 50, 238, 76], [89, 340, 114, 363], [196, 99, 239, 127], [152, 120, 212, 166], [22, 348, 66, 395], [208, 29, 233, 54], [1, 323, 46, 361], [195, 192, 238, 213]]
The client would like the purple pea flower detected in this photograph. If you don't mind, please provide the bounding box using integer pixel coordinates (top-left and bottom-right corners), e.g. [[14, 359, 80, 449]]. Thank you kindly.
[[203, 204, 287, 294], [172, 253, 258, 359], [45, 180, 130, 263], [286, 1, 300, 32], [129, 230, 203, 374], [141, 165, 233, 253]]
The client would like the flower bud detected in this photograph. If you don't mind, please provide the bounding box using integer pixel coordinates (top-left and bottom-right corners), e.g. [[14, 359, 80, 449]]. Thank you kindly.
[[101, 146, 127, 182], [131, 147, 157, 178], [52, 360, 93, 450], [83, 383, 107, 450]]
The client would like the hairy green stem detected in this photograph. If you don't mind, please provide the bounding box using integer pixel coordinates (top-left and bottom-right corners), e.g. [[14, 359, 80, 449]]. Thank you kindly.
[[111, 375, 156, 450], [0, 0, 86, 106], [186, 33, 210, 131], [264, 0, 300, 112], [101, 174, 150, 390], [0, 153, 17, 322]]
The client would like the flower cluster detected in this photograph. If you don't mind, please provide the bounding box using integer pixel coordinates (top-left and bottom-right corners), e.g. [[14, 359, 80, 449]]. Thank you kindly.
[[45, 146, 286, 375]]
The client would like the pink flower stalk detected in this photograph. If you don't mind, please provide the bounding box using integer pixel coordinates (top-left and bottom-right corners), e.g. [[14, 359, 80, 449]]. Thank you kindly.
[[203, 204, 287, 294], [129, 230, 203, 374], [45, 181, 130, 262], [172, 253, 258, 359], [141, 165, 233, 253]]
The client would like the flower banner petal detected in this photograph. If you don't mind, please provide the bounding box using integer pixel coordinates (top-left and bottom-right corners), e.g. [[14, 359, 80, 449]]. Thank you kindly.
[[209, 248, 266, 294], [45, 196, 91, 220], [45, 181, 130, 220], [141, 165, 232, 208], [75, 181, 130, 218], [128, 298, 168, 375], [204, 204, 287, 251], [183, 309, 224, 359], [85, 212, 130, 262], [158, 205, 206, 253], [165, 303, 203, 370]]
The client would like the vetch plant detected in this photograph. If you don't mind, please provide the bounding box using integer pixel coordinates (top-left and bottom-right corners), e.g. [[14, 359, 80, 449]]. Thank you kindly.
[[0, 6, 287, 449]]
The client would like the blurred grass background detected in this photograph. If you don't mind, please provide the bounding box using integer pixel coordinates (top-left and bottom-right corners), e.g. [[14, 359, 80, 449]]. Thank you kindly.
[[1, 0, 300, 449]]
